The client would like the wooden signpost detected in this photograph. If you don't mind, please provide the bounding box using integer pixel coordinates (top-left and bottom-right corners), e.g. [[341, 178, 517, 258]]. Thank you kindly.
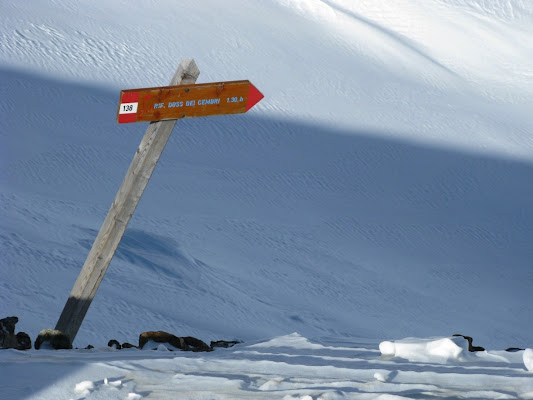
[[117, 80, 263, 123], [55, 59, 263, 343]]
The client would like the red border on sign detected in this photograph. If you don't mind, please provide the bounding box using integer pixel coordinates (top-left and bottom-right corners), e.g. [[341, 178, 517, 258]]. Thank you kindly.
[[118, 113, 137, 124], [122, 92, 140, 103]]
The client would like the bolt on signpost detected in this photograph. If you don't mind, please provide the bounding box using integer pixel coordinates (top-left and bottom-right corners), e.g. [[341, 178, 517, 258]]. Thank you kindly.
[[55, 59, 263, 343]]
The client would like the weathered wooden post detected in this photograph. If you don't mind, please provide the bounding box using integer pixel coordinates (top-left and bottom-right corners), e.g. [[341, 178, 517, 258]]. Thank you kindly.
[[55, 58, 263, 344], [55, 59, 201, 342]]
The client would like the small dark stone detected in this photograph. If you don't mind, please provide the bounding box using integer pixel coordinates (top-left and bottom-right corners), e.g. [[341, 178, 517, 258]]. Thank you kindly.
[[1, 316, 21, 349], [453, 334, 485, 352], [139, 331, 185, 350], [85, 345, 94, 350], [35, 329, 72, 350], [108, 339, 122, 350], [0, 317, 18, 335], [121, 342, 138, 349], [505, 347, 525, 352], [138, 331, 212, 352], [0, 331, 17, 349], [182, 336, 212, 352], [16, 332, 31, 350], [210, 340, 242, 349]]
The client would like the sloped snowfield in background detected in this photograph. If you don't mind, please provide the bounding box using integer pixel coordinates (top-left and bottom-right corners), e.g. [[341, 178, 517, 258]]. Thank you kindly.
[[1, 0, 533, 398]]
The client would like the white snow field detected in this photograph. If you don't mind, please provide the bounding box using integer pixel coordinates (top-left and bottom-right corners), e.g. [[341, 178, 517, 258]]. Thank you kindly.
[[2, 333, 533, 400], [1, 0, 533, 398]]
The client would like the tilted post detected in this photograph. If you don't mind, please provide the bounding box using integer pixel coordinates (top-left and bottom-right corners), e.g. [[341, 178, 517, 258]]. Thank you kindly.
[[55, 59, 200, 343]]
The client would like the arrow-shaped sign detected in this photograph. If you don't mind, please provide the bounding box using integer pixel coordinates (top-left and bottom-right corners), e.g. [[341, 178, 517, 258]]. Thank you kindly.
[[117, 80, 263, 123]]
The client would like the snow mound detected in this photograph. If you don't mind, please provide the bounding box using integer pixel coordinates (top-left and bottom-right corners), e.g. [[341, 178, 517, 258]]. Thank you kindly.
[[74, 380, 94, 396], [379, 336, 471, 363], [250, 332, 325, 350], [72, 377, 141, 399], [374, 372, 389, 382], [524, 348, 533, 372]]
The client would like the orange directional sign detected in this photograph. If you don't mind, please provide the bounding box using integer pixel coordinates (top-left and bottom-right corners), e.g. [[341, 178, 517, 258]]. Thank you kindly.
[[117, 80, 263, 123]]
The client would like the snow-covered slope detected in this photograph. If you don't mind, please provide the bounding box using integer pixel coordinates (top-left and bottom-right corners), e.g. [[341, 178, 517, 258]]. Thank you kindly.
[[2, 0, 532, 355]]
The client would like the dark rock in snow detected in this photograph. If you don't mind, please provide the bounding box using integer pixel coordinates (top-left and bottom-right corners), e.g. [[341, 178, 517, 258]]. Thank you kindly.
[[0, 328, 18, 349], [35, 329, 72, 350], [139, 331, 212, 352], [0, 316, 18, 335], [108, 339, 122, 350], [107, 339, 138, 349], [15, 332, 31, 350], [139, 331, 184, 350], [453, 334, 485, 352], [182, 336, 212, 352], [1, 316, 31, 350], [505, 347, 525, 352], [210, 340, 242, 349]]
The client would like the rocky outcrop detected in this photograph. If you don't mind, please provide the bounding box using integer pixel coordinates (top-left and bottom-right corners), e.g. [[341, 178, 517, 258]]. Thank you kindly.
[[210, 340, 242, 349], [181, 336, 212, 352], [34, 329, 72, 350], [138, 331, 212, 352], [16, 332, 32, 350], [4, 317, 238, 352], [108, 339, 122, 350], [0, 316, 31, 350], [505, 347, 525, 352], [452, 334, 485, 352]]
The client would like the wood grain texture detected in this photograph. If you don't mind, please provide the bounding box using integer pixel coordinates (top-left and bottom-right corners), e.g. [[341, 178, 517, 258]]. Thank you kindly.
[[117, 80, 258, 123], [55, 59, 200, 342]]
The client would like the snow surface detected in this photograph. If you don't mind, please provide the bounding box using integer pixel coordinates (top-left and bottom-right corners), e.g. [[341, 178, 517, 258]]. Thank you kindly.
[[1, 0, 533, 397], [380, 336, 476, 363], [525, 348, 533, 372], [2, 334, 533, 400]]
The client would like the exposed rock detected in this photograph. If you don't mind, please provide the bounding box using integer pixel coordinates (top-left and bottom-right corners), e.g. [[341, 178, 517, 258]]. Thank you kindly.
[[139, 331, 185, 350], [84, 344, 94, 350], [15, 332, 31, 350], [138, 331, 211, 352], [210, 340, 242, 349], [1, 316, 31, 350], [122, 342, 138, 349], [108, 339, 122, 350], [0, 329, 18, 349], [1, 316, 18, 335], [452, 334, 485, 352], [182, 336, 212, 352], [35, 329, 72, 350], [505, 347, 524, 352]]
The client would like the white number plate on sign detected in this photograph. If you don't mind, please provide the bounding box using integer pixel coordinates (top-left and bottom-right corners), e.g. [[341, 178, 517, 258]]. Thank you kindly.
[[119, 102, 138, 114]]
